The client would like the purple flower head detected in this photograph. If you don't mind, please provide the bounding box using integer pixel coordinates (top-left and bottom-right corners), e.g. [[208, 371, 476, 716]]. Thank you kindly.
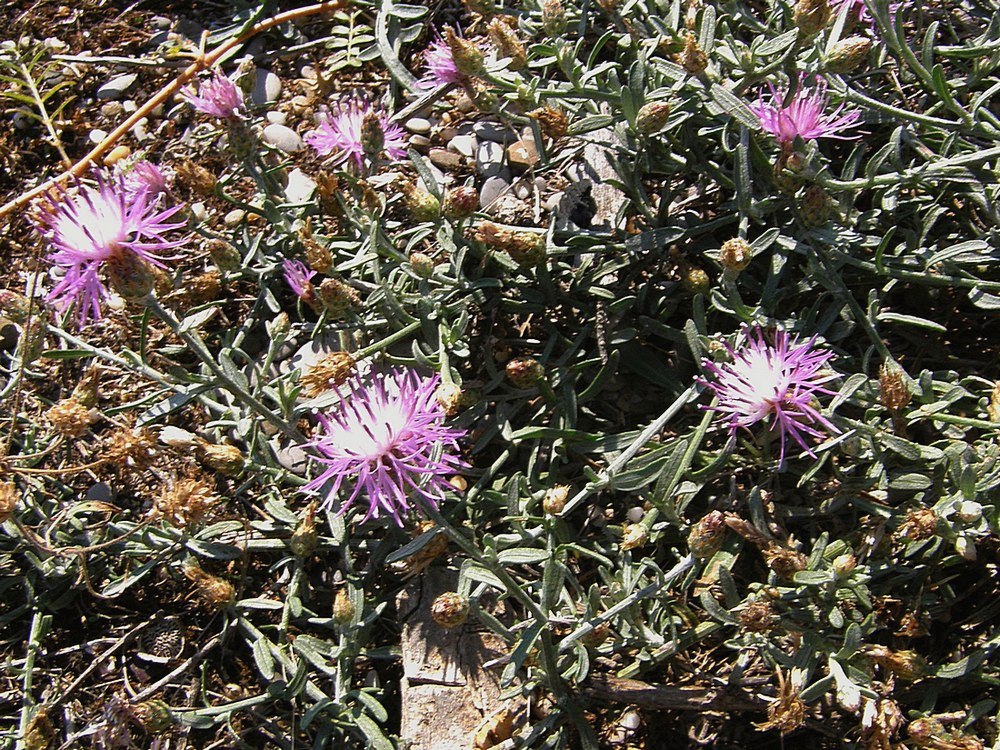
[[419, 34, 464, 89], [32, 173, 186, 322], [283, 259, 316, 301], [304, 98, 408, 169], [700, 327, 840, 465], [182, 69, 246, 119], [751, 74, 861, 145], [303, 367, 467, 525], [831, 0, 903, 28], [118, 160, 172, 202]]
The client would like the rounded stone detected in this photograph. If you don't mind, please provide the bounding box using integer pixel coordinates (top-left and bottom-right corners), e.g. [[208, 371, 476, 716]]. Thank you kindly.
[[262, 123, 303, 152], [97, 73, 137, 101], [252, 68, 281, 105]]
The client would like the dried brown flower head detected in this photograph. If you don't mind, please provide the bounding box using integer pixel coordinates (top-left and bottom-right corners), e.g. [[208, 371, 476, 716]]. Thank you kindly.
[[155, 475, 218, 528], [290, 502, 319, 557], [175, 159, 217, 195], [333, 588, 356, 624], [679, 33, 708, 75], [740, 600, 778, 633], [528, 106, 569, 140], [431, 592, 470, 628], [720, 238, 752, 272], [487, 17, 526, 70], [0, 482, 18, 524], [756, 668, 805, 734], [762, 544, 808, 579], [317, 278, 361, 318], [435, 382, 463, 416], [133, 700, 173, 733], [183, 562, 236, 611], [793, 0, 831, 35], [896, 508, 938, 542], [475, 221, 546, 267], [505, 357, 545, 388], [620, 523, 649, 551], [542, 484, 570, 515], [195, 439, 245, 476], [301, 352, 356, 396], [103, 425, 158, 472], [46, 397, 98, 438], [879, 363, 912, 413], [687, 510, 726, 558]]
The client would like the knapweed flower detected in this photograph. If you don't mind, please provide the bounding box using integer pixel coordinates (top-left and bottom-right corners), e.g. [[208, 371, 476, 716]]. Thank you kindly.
[[751, 75, 860, 145], [830, 0, 901, 28], [700, 327, 840, 464], [33, 174, 186, 321], [419, 33, 465, 89], [118, 159, 172, 201], [182, 69, 245, 119], [303, 367, 467, 525], [305, 98, 408, 169], [283, 259, 316, 304]]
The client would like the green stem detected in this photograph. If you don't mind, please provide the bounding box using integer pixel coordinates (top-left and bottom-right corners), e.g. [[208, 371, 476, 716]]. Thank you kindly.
[[351, 320, 422, 360]]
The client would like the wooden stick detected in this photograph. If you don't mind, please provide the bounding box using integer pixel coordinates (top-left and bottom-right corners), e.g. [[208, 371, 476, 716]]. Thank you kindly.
[[0, 0, 346, 221]]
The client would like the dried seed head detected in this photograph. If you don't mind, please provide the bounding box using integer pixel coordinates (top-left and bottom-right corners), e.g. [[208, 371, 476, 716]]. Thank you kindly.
[[360, 109, 386, 161], [195, 440, 246, 476], [317, 278, 362, 318], [679, 33, 708, 75], [826, 36, 872, 74], [793, 0, 831, 35], [175, 159, 217, 195], [687, 510, 726, 558], [620, 523, 649, 551], [542, 484, 570, 515], [762, 545, 808, 579], [0, 482, 18, 524], [0, 289, 32, 323], [896, 508, 937, 542], [398, 521, 450, 576], [104, 426, 158, 472], [740, 599, 778, 633], [206, 239, 241, 272], [303, 238, 333, 275], [635, 101, 671, 134], [800, 185, 834, 227], [290, 502, 319, 557], [541, 0, 567, 36], [70, 365, 101, 408], [435, 382, 464, 416], [133, 700, 173, 733], [528, 106, 569, 140], [155, 476, 218, 528], [301, 352, 356, 396], [487, 17, 527, 70], [409, 251, 436, 278], [24, 708, 56, 750], [333, 588, 356, 624], [106, 248, 156, 300], [866, 646, 927, 681], [442, 186, 480, 220], [183, 562, 235, 611], [682, 266, 711, 295], [505, 357, 545, 388], [720, 238, 753, 272], [444, 28, 484, 77], [907, 717, 946, 746], [475, 221, 546, 267], [987, 382, 1000, 422], [431, 592, 470, 628], [755, 669, 805, 734], [401, 182, 441, 222], [879, 363, 912, 413], [46, 398, 98, 438], [178, 270, 222, 306]]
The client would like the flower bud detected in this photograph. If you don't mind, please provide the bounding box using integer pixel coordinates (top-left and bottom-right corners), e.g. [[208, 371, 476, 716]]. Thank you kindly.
[[134, 700, 173, 733], [290, 503, 319, 557], [793, 0, 831, 36], [19, 319, 46, 363], [682, 266, 710, 295], [956, 501, 982, 523], [360, 110, 385, 161], [772, 152, 807, 194], [469, 82, 499, 113], [106, 248, 156, 300], [879, 362, 912, 413], [826, 36, 872, 74], [444, 28, 484, 77], [955, 535, 977, 561], [487, 17, 526, 70], [720, 238, 752, 272], [269, 312, 291, 339], [401, 182, 441, 222], [739, 600, 777, 633], [442, 186, 479, 220], [542, 485, 570, 515], [528, 106, 569, 140], [0, 482, 18, 524], [435, 382, 463, 416], [301, 238, 333, 275], [183, 562, 236, 611], [196, 440, 246, 476], [679, 33, 708, 75], [541, 0, 567, 37], [69, 365, 100, 409], [620, 523, 649, 551], [907, 717, 945, 745], [333, 588, 357, 624], [301, 352, 356, 396], [635, 101, 671, 134], [474, 221, 546, 267], [505, 357, 545, 388], [687, 510, 726, 558], [832, 553, 857, 577], [206, 239, 241, 272], [317, 278, 361, 318], [800, 184, 834, 227], [175, 159, 217, 195], [0, 290, 32, 323], [431, 592, 470, 628], [409, 252, 436, 278]]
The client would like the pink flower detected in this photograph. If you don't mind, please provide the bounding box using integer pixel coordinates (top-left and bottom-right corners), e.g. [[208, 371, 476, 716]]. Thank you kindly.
[[831, 0, 903, 28], [303, 368, 467, 525], [283, 259, 315, 301], [701, 328, 840, 464], [419, 34, 464, 89], [32, 174, 186, 321], [304, 98, 408, 169], [182, 70, 245, 119], [751, 75, 860, 145], [118, 160, 172, 201]]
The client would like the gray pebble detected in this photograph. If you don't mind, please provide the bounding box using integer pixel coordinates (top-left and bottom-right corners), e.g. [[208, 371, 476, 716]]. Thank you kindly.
[[449, 134, 476, 159], [263, 123, 303, 152], [475, 140, 505, 178], [89, 128, 108, 145], [252, 68, 281, 105], [513, 181, 532, 200], [270, 437, 310, 476], [626, 506, 645, 523], [97, 73, 137, 101], [266, 111, 286, 125], [405, 117, 432, 134], [408, 134, 431, 150], [85, 482, 114, 503], [429, 148, 462, 170], [151, 15, 171, 29], [473, 121, 515, 144], [285, 168, 316, 203], [480, 175, 510, 206], [224, 209, 245, 227]]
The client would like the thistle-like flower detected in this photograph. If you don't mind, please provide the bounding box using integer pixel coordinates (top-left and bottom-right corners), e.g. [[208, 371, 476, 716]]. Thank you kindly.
[[182, 69, 246, 119], [118, 160, 172, 201], [701, 327, 840, 464], [283, 259, 316, 304], [830, 0, 900, 28], [751, 75, 860, 145], [32, 174, 186, 321], [303, 368, 466, 525], [304, 98, 407, 169], [419, 33, 466, 89]]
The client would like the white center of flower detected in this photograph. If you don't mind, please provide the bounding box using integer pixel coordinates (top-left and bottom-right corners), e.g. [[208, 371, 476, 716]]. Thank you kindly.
[[55, 193, 127, 259], [336, 397, 409, 459]]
